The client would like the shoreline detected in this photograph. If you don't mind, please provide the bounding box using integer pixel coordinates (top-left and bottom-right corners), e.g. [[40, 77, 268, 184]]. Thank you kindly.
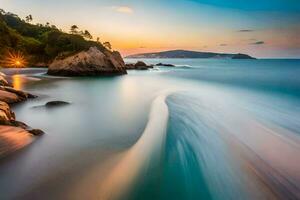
[[0, 70, 44, 158]]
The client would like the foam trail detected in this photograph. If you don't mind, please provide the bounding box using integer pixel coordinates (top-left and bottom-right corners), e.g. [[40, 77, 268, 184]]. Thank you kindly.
[[98, 94, 169, 200]]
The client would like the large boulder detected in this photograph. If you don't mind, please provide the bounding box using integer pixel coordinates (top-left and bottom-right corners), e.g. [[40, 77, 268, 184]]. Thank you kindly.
[[47, 47, 127, 76]]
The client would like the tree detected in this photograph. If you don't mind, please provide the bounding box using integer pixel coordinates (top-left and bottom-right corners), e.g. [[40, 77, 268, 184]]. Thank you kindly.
[[51, 25, 58, 30], [0, 9, 5, 15], [25, 14, 33, 23], [45, 22, 50, 27], [83, 30, 92, 40], [96, 37, 100, 43], [103, 42, 112, 50], [70, 25, 78, 34]]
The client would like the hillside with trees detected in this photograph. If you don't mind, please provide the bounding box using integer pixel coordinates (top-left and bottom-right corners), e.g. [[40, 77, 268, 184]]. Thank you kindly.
[[0, 9, 113, 67]]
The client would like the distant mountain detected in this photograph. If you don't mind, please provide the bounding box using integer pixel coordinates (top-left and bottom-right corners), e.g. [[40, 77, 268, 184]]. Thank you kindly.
[[126, 50, 255, 59]]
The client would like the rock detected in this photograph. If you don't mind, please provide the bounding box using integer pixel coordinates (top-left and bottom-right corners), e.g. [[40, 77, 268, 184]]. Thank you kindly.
[[45, 101, 70, 108], [155, 63, 175, 67], [0, 101, 15, 122], [0, 90, 22, 104], [28, 129, 44, 136], [0, 86, 34, 99], [47, 47, 127, 76], [0, 76, 9, 86], [125, 61, 153, 70], [9, 120, 29, 129], [134, 61, 147, 67], [0, 74, 43, 158], [125, 63, 135, 69], [0, 126, 33, 158]]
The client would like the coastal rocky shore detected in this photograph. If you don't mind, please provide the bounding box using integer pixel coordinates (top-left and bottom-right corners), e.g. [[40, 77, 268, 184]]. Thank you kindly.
[[0, 73, 43, 158], [47, 47, 127, 76]]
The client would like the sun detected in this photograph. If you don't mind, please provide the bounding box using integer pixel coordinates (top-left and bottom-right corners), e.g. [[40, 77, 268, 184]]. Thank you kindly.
[[1, 51, 28, 68]]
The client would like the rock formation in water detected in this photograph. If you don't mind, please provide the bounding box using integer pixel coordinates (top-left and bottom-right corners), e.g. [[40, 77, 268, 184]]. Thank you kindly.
[[0, 73, 43, 158], [155, 63, 175, 67], [125, 61, 153, 70], [47, 47, 127, 76], [45, 101, 70, 108]]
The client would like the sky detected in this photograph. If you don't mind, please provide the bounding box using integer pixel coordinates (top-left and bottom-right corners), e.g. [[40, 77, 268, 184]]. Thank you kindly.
[[1, 0, 300, 58]]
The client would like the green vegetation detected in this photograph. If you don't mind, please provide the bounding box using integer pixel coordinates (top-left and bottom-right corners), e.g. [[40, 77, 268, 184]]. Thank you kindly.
[[0, 9, 107, 67]]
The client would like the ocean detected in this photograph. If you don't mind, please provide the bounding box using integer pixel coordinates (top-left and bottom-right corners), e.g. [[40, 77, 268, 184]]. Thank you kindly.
[[0, 59, 299, 200]]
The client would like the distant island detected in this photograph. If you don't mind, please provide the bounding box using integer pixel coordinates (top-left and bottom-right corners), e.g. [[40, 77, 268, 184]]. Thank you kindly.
[[126, 50, 255, 59]]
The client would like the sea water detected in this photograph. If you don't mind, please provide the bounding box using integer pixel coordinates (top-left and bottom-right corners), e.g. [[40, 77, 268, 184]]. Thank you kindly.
[[0, 59, 299, 200]]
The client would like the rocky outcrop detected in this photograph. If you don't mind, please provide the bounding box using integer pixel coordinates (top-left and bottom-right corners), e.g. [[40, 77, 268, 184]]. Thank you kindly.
[[125, 61, 153, 70], [0, 73, 43, 158], [0, 86, 36, 104], [47, 47, 127, 76]]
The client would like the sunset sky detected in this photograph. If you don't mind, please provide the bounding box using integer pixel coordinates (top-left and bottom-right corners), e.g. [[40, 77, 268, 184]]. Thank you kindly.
[[1, 0, 300, 58]]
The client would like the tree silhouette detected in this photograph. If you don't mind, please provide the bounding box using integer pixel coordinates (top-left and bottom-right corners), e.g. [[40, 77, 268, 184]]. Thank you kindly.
[[103, 42, 112, 50], [83, 30, 93, 40], [70, 25, 79, 34], [0, 9, 5, 15], [25, 14, 33, 23]]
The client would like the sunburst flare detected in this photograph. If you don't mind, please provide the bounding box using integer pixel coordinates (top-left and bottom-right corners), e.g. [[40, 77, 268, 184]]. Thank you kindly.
[[1, 51, 28, 68]]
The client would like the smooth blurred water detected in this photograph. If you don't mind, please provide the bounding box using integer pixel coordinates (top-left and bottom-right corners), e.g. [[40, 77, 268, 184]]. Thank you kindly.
[[0, 59, 299, 200]]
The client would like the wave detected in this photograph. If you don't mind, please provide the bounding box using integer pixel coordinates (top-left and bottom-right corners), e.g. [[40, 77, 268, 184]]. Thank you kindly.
[[161, 91, 300, 200], [98, 93, 171, 200]]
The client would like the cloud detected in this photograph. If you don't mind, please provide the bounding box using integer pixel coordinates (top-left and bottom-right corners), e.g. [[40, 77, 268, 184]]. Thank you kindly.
[[250, 41, 265, 45], [112, 6, 133, 14], [238, 29, 254, 32]]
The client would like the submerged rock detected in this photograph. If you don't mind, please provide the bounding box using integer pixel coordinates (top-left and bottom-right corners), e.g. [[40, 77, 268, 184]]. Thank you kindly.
[[155, 63, 175, 67], [47, 47, 127, 76], [45, 101, 70, 108]]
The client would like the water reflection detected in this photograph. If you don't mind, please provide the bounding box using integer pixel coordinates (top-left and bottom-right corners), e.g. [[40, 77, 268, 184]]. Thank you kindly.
[[12, 74, 23, 90]]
